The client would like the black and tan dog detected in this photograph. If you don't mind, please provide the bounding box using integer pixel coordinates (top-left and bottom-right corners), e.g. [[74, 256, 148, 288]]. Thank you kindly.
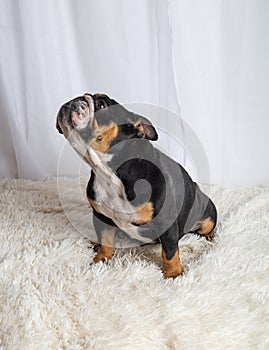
[[56, 93, 217, 278]]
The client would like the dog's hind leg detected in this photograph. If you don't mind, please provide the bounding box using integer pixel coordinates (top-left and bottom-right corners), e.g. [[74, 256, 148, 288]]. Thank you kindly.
[[190, 197, 217, 241], [190, 217, 216, 241]]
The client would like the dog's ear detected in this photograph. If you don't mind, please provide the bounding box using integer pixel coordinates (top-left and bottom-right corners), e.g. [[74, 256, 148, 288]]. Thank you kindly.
[[56, 104, 71, 134], [56, 119, 63, 134], [135, 117, 158, 141], [141, 119, 158, 141]]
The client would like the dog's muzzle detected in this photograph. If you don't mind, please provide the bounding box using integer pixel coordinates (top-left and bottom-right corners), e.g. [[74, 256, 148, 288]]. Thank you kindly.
[[56, 93, 95, 137]]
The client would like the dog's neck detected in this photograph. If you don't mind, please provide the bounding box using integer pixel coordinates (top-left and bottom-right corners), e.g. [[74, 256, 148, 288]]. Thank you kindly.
[[107, 138, 153, 167]]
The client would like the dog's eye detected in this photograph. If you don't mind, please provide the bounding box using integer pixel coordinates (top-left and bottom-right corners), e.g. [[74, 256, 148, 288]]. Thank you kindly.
[[126, 123, 135, 133], [96, 135, 103, 142], [97, 100, 106, 110]]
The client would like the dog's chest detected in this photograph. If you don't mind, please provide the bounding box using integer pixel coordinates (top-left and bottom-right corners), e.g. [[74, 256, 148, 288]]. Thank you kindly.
[[87, 164, 153, 244], [91, 172, 133, 219]]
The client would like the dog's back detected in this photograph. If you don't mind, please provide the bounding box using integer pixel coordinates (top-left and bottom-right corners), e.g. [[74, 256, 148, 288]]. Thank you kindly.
[[106, 137, 217, 241]]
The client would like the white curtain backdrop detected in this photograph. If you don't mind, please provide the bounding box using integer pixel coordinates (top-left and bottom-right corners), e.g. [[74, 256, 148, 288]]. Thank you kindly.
[[0, 0, 269, 185]]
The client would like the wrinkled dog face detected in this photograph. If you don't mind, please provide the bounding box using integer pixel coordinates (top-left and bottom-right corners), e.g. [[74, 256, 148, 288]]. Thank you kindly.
[[56, 93, 98, 139], [56, 93, 158, 153]]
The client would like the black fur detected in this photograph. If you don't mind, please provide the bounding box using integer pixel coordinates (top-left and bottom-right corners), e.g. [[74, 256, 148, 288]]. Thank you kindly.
[[57, 93, 217, 276]]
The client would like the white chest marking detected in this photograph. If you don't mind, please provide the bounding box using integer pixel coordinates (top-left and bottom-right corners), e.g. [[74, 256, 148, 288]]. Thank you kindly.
[[93, 170, 152, 244], [66, 131, 152, 243]]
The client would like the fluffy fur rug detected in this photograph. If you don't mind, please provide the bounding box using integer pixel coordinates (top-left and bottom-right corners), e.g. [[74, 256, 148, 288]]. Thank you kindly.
[[0, 177, 268, 350]]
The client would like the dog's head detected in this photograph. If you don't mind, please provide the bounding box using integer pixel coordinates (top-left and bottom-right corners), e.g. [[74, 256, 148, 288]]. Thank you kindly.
[[56, 93, 158, 153]]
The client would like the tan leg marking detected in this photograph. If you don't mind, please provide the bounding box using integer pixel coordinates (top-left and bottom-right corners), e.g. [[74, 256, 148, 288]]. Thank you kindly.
[[133, 202, 154, 225], [93, 229, 115, 264], [88, 198, 100, 213], [162, 247, 183, 279], [191, 217, 215, 241]]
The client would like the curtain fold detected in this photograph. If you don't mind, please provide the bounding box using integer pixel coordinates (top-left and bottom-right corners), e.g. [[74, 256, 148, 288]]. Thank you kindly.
[[0, 0, 269, 185]]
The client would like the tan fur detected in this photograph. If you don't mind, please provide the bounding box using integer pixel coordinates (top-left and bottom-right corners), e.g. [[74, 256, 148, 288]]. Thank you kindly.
[[93, 229, 115, 263], [88, 198, 100, 213], [162, 247, 183, 279], [94, 93, 107, 98], [191, 217, 215, 241], [134, 202, 154, 225], [89, 122, 119, 153]]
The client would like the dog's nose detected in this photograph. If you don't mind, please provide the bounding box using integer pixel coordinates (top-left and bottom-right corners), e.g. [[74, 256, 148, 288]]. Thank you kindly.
[[70, 100, 82, 113]]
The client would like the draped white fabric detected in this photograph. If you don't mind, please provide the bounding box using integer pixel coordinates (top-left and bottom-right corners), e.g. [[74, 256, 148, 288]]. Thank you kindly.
[[0, 0, 268, 185]]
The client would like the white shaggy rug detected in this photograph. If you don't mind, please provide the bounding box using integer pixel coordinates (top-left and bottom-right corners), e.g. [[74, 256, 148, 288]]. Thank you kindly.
[[0, 177, 269, 350]]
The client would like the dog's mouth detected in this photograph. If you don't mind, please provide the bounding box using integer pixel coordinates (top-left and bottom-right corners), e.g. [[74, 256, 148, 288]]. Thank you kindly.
[[56, 93, 95, 138]]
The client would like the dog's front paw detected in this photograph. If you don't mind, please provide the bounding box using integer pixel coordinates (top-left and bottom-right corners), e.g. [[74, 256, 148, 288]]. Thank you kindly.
[[162, 266, 183, 279], [93, 246, 113, 264], [162, 247, 183, 279]]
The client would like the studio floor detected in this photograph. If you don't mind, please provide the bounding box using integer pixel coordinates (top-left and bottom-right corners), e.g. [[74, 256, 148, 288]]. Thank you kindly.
[[0, 177, 268, 349]]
